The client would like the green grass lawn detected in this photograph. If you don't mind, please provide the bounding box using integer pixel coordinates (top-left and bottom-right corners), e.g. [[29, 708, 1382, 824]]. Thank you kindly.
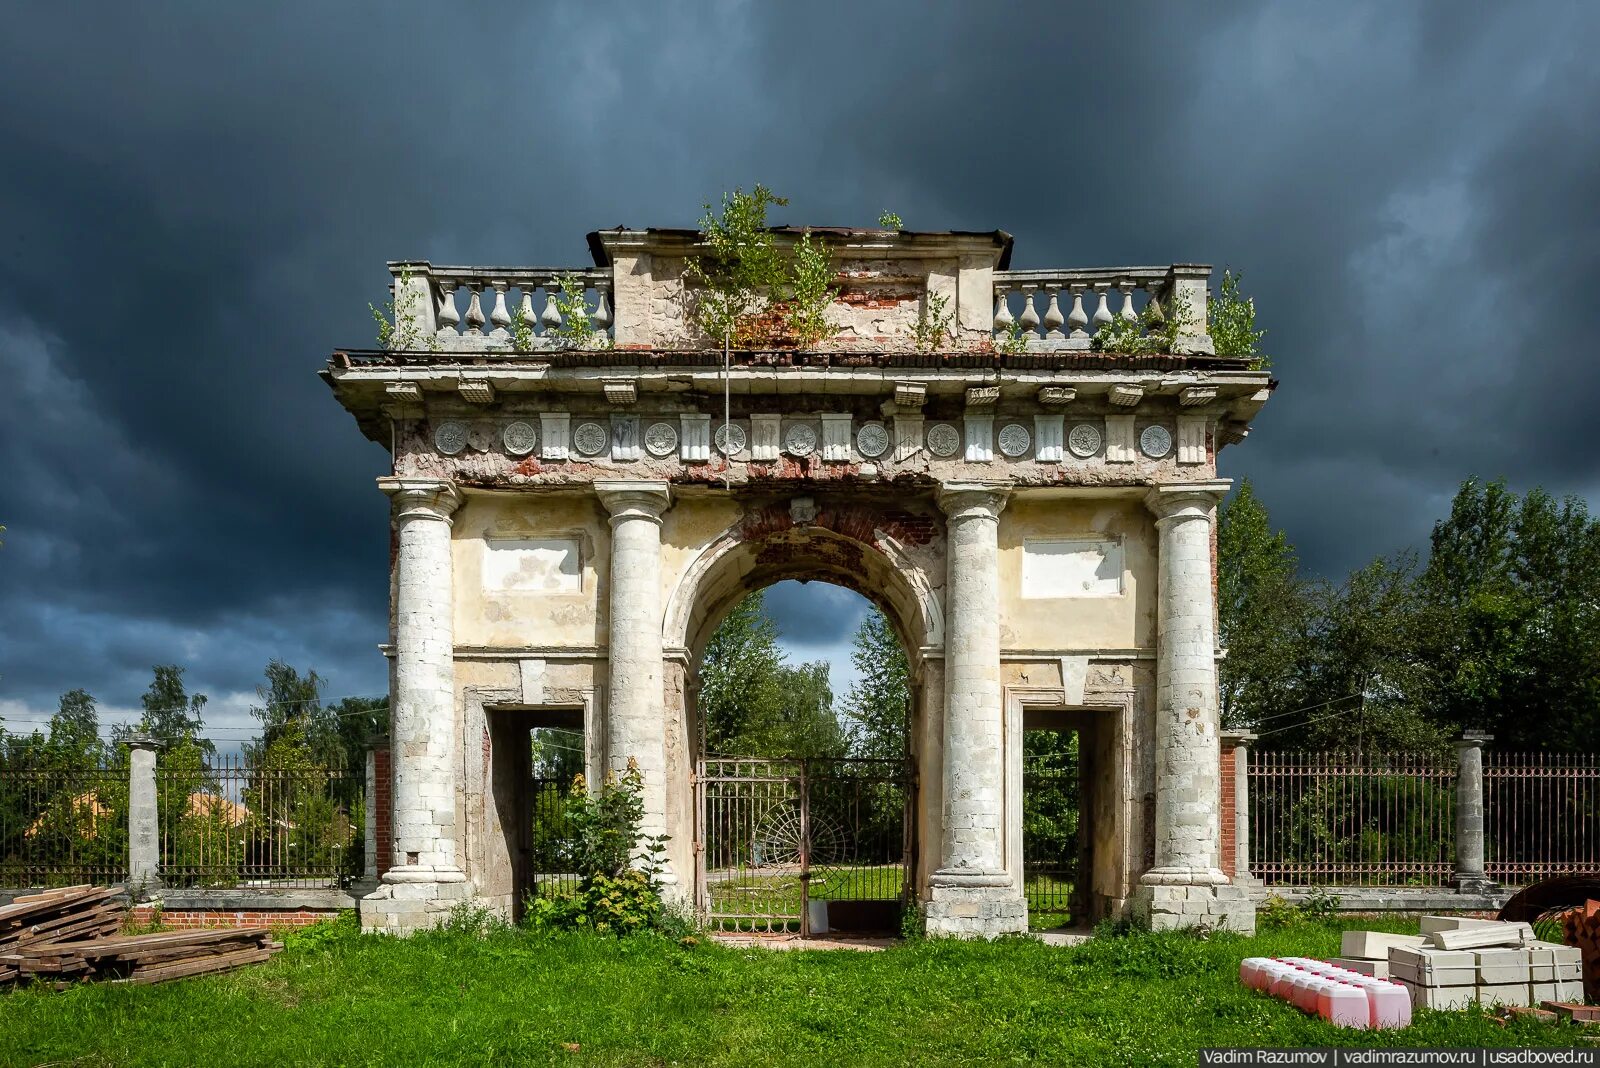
[[0, 915, 1590, 1067]]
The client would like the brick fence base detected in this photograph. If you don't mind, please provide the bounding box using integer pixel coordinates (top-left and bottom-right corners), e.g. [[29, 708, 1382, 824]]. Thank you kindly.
[[127, 906, 341, 930]]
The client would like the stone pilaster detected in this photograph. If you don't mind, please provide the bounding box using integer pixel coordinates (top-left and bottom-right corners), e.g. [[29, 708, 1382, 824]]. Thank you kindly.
[[926, 481, 1027, 937], [362, 477, 472, 933], [1453, 732, 1495, 894], [1222, 730, 1260, 888], [1131, 481, 1254, 934], [595, 481, 676, 887]]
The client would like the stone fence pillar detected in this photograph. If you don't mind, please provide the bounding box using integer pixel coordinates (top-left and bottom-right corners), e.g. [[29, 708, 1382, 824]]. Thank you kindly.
[[596, 481, 674, 885], [126, 733, 159, 897], [1453, 732, 1494, 894], [926, 481, 1026, 937]]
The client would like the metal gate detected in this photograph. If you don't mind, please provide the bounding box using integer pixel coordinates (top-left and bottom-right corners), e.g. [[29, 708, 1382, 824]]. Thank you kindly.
[[1023, 732, 1080, 925], [695, 757, 913, 934]]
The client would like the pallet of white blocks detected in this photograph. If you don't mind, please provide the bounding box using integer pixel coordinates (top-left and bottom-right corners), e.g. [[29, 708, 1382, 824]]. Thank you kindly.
[[1381, 915, 1584, 1011]]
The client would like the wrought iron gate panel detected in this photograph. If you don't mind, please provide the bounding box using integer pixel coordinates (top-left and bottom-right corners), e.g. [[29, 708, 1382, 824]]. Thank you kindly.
[[1022, 740, 1080, 923], [696, 757, 911, 934]]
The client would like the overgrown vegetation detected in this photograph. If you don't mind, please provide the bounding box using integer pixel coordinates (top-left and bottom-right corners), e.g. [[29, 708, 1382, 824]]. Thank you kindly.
[[878, 210, 903, 230], [686, 185, 790, 348], [912, 291, 955, 353], [1, 918, 1586, 1066], [993, 317, 1031, 356], [1210, 269, 1268, 367], [1092, 290, 1186, 356], [368, 266, 437, 352], [784, 232, 836, 347], [524, 760, 682, 937]]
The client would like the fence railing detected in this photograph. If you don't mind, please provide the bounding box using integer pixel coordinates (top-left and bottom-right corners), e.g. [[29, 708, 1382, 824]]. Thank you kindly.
[[1249, 750, 1458, 887], [156, 754, 364, 891], [0, 760, 130, 888], [1484, 751, 1600, 883]]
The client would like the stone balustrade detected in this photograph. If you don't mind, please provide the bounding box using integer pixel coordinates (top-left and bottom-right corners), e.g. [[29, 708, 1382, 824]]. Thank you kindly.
[[389, 262, 614, 353], [379, 257, 1216, 356], [992, 265, 1213, 354]]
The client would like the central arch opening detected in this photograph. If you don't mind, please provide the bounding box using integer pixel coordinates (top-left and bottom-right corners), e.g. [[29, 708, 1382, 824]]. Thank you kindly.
[[687, 560, 923, 935]]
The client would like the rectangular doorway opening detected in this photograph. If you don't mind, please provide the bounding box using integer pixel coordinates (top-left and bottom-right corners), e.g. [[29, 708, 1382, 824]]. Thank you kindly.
[[487, 708, 584, 924], [1023, 725, 1085, 930]]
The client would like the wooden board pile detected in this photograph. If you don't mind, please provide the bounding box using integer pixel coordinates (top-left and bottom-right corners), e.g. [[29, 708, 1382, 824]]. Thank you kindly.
[[0, 885, 281, 989]]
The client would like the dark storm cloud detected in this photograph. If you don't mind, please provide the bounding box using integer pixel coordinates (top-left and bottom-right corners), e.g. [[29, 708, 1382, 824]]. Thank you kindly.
[[1, 1, 1596, 725]]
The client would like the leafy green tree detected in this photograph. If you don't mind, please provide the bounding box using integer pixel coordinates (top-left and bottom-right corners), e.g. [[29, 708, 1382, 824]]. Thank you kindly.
[[698, 590, 847, 757], [48, 689, 101, 762], [1284, 558, 1443, 751], [1419, 479, 1600, 749], [840, 606, 909, 759], [1217, 481, 1311, 730], [115, 665, 211, 753]]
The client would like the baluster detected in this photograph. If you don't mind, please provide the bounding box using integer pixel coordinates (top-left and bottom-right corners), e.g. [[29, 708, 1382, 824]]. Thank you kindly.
[[436, 284, 460, 335], [488, 281, 511, 337], [593, 284, 613, 335], [1067, 285, 1089, 338], [1118, 280, 1138, 322], [1091, 283, 1113, 329], [1018, 284, 1041, 337], [518, 287, 537, 339], [1143, 282, 1166, 324], [540, 283, 563, 332], [992, 285, 1014, 335], [464, 282, 486, 335], [1042, 286, 1064, 339]]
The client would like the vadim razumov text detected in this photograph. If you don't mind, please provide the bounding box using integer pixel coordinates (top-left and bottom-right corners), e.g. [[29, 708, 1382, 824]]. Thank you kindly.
[[1199, 1050, 1598, 1067]]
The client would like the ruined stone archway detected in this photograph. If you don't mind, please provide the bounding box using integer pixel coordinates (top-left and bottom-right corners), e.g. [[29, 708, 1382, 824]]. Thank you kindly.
[[328, 225, 1274, 936]]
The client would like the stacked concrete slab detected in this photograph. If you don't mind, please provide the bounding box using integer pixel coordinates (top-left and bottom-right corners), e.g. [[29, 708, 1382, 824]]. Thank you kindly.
[[1335, 916, 1583, 1011]]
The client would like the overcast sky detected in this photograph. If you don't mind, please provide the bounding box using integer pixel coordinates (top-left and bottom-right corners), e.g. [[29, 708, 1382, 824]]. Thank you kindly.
[[1, 1, 1596, 738]]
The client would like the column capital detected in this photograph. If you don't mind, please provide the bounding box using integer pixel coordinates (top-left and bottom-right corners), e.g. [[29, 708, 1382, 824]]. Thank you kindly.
[[936, 480, 1011, 521], [1455, 732, 1493, 750], [125, 732, 159, 753], [595, 480, 672, 525], [1144, 479, 1231, 522], [378, 477, 462, 523], [1220, 730, 1258, 748]]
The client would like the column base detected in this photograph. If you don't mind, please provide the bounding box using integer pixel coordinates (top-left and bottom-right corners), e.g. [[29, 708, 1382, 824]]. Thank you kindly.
[[1452, 875, 1499, 896], [924, 878, 1028, 939], [1130, 882, 1256, 936], [360, 868, 476, 934]]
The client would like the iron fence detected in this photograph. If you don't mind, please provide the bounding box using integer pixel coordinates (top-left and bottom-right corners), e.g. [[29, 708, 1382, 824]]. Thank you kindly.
[[1249, 750, 1457, 887], [526, 776, 580, 900], [1485, 751, 1600, 884], [0, 759, 129, 888], [156, 754, 364, 890], [696, 757, 910, 934], [1023, 735, 1080, 925]]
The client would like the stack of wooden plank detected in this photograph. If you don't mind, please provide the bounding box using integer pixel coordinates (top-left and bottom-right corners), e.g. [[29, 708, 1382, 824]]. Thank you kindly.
[[5, 928, 282, 987], [1, 885, 281, 989], [0, 885, 123, 980]]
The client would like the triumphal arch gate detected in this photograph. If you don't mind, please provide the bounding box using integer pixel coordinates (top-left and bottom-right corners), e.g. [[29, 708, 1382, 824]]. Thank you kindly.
[[324, 226, 1272, 936]]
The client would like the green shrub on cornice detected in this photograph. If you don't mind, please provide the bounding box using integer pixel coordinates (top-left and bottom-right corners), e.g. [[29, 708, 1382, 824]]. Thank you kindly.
[[1209, 270, 1268, 368], [686, 185, 789, 347], [785, 230, 836, 348]]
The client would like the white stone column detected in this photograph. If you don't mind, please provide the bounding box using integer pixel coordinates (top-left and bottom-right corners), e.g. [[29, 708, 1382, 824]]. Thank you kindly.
[[379, 477, 464, 884], [1143, 481, 1230, 887], [126, 734, 159, 896], [927, 481, 1026, 936], [1453, 732, 1494, 894], [596, 480, 674, 881]]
